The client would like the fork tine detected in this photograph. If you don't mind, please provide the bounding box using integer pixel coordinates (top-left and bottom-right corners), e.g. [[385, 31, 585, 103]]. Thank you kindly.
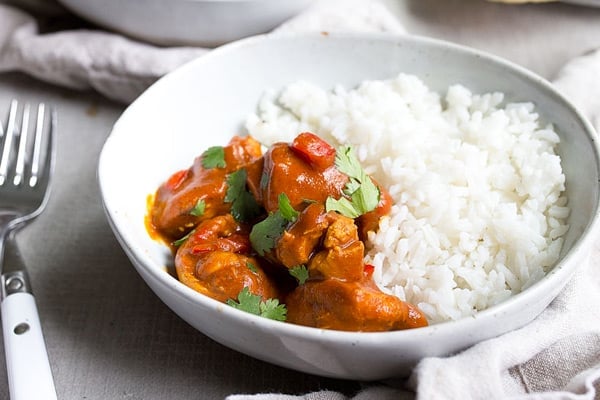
[[13, 103, 31, 187], [29, 104, 51, 188], [0, 101, 54, 189], [0, 100, 18, 186]]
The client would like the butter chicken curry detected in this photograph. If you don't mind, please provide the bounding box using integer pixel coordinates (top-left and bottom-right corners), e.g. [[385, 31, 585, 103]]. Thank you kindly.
[[148, 132, 427, 331]]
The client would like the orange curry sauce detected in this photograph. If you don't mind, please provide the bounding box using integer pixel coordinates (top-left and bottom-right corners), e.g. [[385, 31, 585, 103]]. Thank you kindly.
[[146, 132, 427, 332]]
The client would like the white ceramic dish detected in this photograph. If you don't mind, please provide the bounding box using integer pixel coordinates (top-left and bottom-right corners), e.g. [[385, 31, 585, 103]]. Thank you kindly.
[[98, 33, 600, 380], [56, 0, 314, 46]]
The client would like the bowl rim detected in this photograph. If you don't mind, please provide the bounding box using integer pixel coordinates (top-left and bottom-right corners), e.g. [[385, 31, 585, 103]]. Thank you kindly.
[[99, 31, 600, 343]]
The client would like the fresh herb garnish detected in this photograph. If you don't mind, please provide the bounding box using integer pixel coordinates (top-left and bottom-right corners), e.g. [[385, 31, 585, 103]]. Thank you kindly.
[[201, 146, 226, 169], [224, 169, 246, 202], [249, 211, 287, 256], [172, 230, 193, 247], [246, 261, 258, 274], [189, 198, 206, 217], [289, 265, 309, 285], [226, 287, 287, 321], [260, 298, 288, 321], [325, 196, 361, 218], [325, 145, 380, 218], [225, 169, 261, 222], [278, 193, 298, 222], [249, 193, 297, 256]]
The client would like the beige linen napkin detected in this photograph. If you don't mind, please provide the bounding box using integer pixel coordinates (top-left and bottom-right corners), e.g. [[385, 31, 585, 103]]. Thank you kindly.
[[0, 4, 207, 103], [0, 0, 403, 103], [1, 1, 598, 399]]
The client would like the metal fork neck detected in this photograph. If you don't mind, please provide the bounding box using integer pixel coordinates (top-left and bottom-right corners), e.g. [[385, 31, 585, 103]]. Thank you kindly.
[[1, 271, 32, 299], [0, 214, 18, 266], [0, 229, 33, 299]]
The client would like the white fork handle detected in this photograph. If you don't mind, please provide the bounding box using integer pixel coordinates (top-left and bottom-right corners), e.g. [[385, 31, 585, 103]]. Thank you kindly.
[[1, 292, 57, 400]]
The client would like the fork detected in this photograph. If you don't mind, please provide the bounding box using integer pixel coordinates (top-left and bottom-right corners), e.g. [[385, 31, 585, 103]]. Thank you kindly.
[[0, 100, 57, 400]]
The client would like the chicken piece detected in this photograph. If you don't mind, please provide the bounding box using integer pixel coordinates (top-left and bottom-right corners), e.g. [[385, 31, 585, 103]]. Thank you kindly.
[[150, 136, 262, 241], [286, 279, 428, 331], [175, 214, 279, 303], [261, 135, 347, 213], [273, 202, 371, 281], [191, 251, 277, 303], [274, 202, 329, 268], [262, 132, 393, 239], [307, 212, 365, 282], [285, 207, 428, 331]]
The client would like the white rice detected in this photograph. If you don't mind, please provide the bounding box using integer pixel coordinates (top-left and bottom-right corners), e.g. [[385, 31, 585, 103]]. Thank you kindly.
[[245, 73, 569, 324]]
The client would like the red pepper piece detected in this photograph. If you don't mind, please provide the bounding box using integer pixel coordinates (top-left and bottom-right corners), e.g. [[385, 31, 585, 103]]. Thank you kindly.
[[290, 132, 336, 170], [191, 244, 215, 255], [363, 264, 375, 279], [165, 169, 188, 191]]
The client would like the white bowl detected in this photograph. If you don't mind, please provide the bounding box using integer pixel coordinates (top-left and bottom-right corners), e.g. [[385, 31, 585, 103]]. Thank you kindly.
[[98, 33, 600, 380], [56, 0, 314, 46]]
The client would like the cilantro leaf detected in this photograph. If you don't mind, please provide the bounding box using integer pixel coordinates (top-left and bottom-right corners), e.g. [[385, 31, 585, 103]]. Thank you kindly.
[[289, 265, 309, 285], [325, 196, 360, 218], [334, 146, 363, 179], [249, 193, 299, 256], [246, 261, 258, 274], [325, 145, 380, 218], [172, 230, 193, 247], [189, 198, 206, 217], [278, 193, 298, 222], [227, 287, 261, 314], [249, 211, 287, 256], [343, 178, 361, 196], [231, 191, 261, 222], [225, 169, 262, 222], [226, 287, 287, 321], [201, 146, 226, 169], [349, 175, 379, 214], [259, 298, 287, 321], [225, 169, 246, 202]]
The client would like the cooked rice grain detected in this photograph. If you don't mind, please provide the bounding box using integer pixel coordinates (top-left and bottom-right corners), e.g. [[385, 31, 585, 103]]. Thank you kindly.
[[246, 73, 569, 324]]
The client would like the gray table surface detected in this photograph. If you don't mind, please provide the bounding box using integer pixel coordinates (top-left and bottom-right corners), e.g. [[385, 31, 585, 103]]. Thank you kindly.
[[0, 0, 599, 399]]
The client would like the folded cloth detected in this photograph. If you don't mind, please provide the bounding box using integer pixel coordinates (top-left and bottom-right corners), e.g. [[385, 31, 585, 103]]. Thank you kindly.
[[0, 0, 404, 103], [1, 1, 599, 399], [553, 48, 600, 130], [0, 5, 207, 103], [228, 7, 600, 400]]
